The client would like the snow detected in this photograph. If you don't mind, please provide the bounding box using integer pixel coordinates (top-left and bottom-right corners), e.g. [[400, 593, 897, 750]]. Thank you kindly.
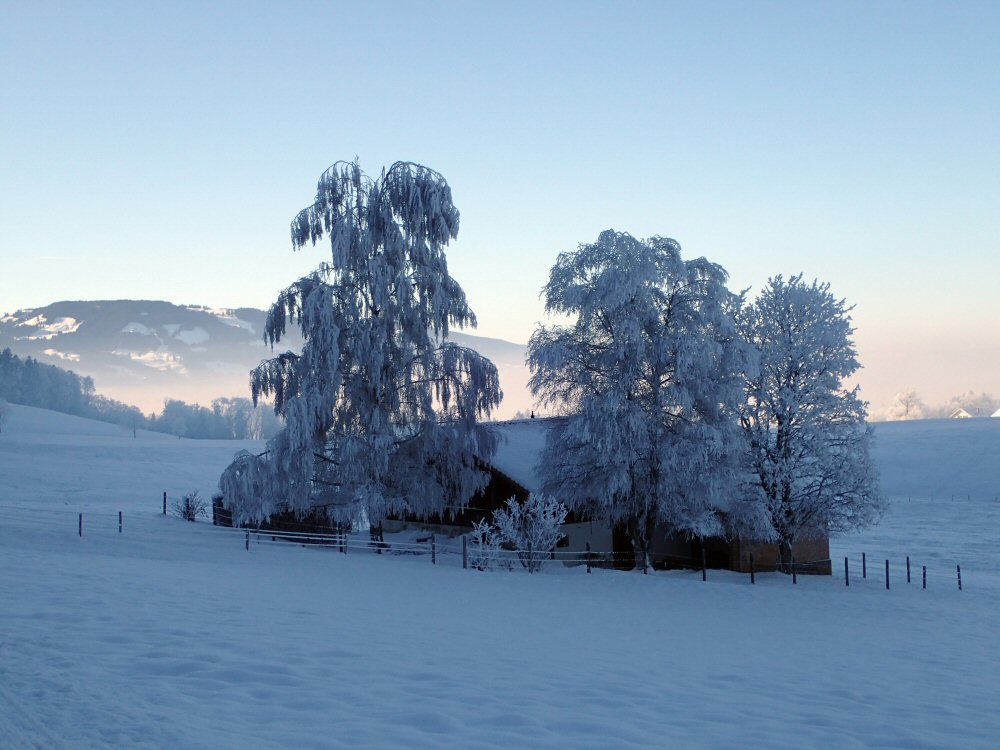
[[174, 326, 210, 345], [185, 305, 257, 334], [17, 314, 83, 335], [42, 348, 81, 362], [158, 322, 212, 344], [112, 349, 188, 373], [121, 321, 154, 336], [2, 404, 1000, 747], [489, 419, 550, 492]]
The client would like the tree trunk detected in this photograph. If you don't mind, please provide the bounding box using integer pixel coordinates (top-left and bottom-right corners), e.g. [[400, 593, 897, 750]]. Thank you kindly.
[[778, 537, 793, 574], [628, 516, 655, 573]]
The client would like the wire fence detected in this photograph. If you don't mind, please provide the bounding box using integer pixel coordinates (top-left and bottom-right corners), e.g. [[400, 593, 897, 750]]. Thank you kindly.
[[0, 495, 972, 592]]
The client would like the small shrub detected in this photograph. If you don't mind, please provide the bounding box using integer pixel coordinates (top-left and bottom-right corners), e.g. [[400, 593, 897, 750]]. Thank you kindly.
[[467, 518, 502, 571], [174, 490, 208, 522], [492, 493, 568, 572]]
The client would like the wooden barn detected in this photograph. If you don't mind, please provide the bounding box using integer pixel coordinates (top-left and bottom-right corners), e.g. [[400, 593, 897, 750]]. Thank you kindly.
[[388, 418, 831, 574]]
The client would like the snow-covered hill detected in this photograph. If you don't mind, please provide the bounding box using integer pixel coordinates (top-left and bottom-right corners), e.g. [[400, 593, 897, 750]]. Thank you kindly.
[[0, 300, 532, 417], [1, 405, 999, 747]]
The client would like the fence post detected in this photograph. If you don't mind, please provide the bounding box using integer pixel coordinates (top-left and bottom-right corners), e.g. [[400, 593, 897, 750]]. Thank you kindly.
[[527, 541, 533, 573], [922, 565, 927, 590], [431, 533, 436, 565], [906, 556, 911, 583], [78, 513, 82, 537], [750, 553, 755, 585], [844, 556, 850, 586], [462, 535, 468, 569], [862, 552, 867, 579], [586, 542, 592, 573], [885, 559, 890, 590], [957, 565, 962, 591], [245, 531, 249, 552], [163, 492, 167, 515], [791, 557, 797, 585], [701, 547, 707, 582], [119, 511, 123, 534]]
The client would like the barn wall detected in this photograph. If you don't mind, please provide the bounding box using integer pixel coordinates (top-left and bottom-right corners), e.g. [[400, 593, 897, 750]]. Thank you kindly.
[[558, 520, 613, 564], [734, 537, 832, 574]]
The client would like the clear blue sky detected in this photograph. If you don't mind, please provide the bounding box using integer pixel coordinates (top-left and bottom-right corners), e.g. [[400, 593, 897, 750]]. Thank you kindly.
[[2, 1, 998, 411]]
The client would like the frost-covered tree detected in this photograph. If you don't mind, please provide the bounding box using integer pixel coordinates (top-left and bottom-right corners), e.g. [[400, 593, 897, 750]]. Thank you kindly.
[[528, 230, 755, 569], [220, 160, 501, 526], [893, 389, 925, 420], [737, 275, 885, 569], [492, 493, 568, 572]]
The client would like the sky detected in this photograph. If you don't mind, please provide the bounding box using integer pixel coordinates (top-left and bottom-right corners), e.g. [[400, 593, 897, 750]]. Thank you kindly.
[[2, 1, 998, 413]]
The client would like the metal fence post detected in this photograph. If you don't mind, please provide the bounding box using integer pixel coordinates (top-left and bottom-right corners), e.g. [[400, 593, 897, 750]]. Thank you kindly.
[[586, 542, 592, 573], [431, 533, 436, 565], [462, 535, 468, 569]]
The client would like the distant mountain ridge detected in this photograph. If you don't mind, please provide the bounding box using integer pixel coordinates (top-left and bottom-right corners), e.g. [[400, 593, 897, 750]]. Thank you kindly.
[[0, 300, 531, 417]]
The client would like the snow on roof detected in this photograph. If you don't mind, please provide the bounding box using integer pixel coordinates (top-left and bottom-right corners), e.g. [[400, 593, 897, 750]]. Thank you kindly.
[[486, 418, 554, 493], [992, 408, 1000, 418], [950, 408, 973, 419]]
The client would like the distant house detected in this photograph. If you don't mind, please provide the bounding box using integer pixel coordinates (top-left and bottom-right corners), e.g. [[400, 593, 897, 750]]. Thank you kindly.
[[950, 408, 973, 419], [389, 418, 831, 574], [992, 408, 1000, 418]]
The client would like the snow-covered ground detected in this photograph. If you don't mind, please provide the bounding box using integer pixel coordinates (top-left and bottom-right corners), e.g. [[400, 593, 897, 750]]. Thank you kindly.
[[2, 404, 998, 748]]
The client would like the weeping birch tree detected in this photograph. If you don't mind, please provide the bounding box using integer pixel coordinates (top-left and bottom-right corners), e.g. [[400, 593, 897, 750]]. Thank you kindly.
[[220, 160, 501, 526], [528, 230, 759, 569], [737, 275, 884, 570]]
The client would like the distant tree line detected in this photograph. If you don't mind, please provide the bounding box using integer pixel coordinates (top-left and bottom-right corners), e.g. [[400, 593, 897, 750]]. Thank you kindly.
[[150, 397, 283, 440], [0, 348, 281, 439]]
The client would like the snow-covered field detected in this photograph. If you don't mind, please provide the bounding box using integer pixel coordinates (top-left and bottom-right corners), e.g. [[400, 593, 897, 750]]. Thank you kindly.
[[2, 404, 999, 748]]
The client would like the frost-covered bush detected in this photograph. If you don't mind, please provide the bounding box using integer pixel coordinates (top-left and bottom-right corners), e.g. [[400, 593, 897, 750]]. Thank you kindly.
[[467, 518, 502, 571], [174, 491, 208, 522], [492, 493, 568, 572]]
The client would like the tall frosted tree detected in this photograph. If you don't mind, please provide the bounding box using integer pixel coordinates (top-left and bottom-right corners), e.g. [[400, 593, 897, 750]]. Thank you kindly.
[[220, 161, 501, 526], [737, 274, 884, 569], [528, 230, 757, 569]]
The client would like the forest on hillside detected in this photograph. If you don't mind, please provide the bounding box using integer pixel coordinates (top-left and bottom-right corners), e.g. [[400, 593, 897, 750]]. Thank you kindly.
[[0, 348, 280, 439]]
